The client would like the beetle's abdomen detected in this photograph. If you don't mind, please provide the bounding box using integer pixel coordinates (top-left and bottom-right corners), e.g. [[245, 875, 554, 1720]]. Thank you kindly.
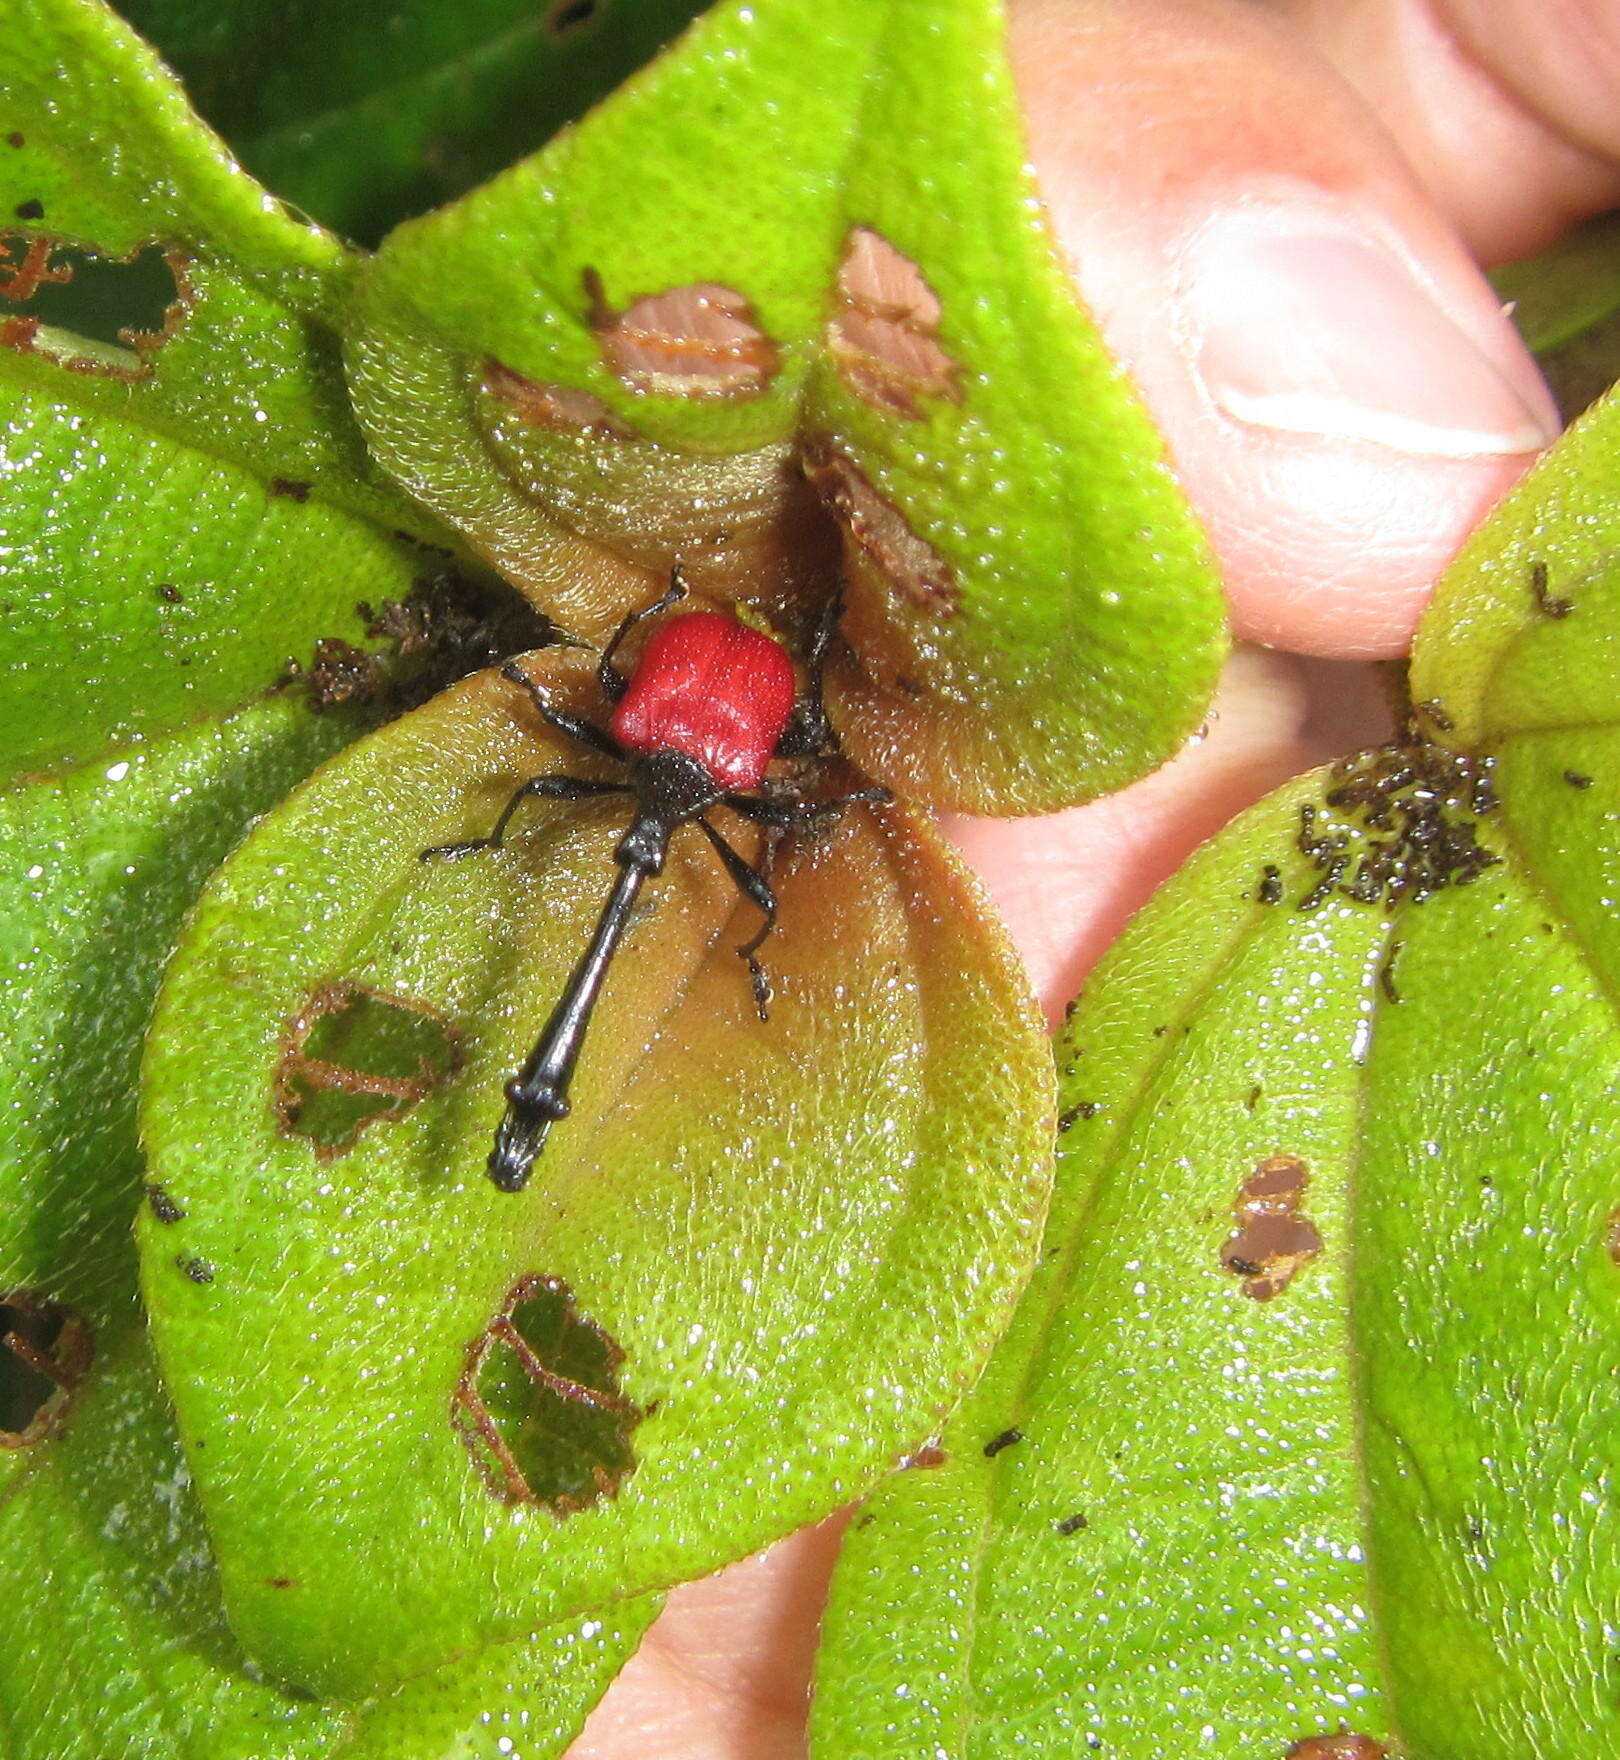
[[610, 611, 797, 791]]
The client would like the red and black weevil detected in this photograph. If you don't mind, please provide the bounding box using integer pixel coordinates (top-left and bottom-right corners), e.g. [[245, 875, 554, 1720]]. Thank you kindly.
[[423, 572, 887, 1192]]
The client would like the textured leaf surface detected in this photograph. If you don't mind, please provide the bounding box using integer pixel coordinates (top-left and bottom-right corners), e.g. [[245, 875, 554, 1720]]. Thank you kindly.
[[345, 0, 1225, 813], [0, 700, 355, 1328], [0, 0, 453, 776], [116, 0, 710, 246], [138, 646, 1054, 1696], [0, 1326, 656, 1760], [813, 774, 1620, 1757], [0, 697, 655, 1758], [810, 395, 1620, 1759]]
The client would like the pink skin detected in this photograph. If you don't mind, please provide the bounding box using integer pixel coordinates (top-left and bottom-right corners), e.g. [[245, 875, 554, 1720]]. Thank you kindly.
[[567, 3, 1620, 1753]]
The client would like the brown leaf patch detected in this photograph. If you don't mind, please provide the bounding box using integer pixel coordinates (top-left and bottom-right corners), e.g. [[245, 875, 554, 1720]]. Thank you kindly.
[[482, 359, 630, 438], [587, 269, 777, 398], [1221, 1153, 1322, 1301], [801, 438, 958, 617], [826, 226, 960, 416], [1285, 1738, 1389, 1759]]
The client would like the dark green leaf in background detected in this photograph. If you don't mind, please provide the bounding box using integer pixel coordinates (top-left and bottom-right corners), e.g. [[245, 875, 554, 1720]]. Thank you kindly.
[[113, 0, 711, 248], [1495, 212, 1620, 424]]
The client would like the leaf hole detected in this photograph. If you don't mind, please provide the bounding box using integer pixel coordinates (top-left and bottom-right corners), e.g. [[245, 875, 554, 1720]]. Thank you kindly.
[[0, 234, 188, 379], [546, 0, 603, 36], [452, 1275, 641, 1511], [1221, 1155, 1322, 1301], [826, 226, 960, 416], [0, 1291, 93, 1448], [275, 982, 460, 1158], [586, 269, 778, 399]]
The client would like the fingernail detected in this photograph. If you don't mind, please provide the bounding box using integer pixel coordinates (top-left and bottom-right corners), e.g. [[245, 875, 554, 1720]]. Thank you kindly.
[[1180, 196, 1561, 457]]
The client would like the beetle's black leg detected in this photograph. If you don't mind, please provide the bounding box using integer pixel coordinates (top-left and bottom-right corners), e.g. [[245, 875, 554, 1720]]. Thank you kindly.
[[720, 792, 800, 828], [501, 662, 624, 760], [598, 568, 690, 702], [722, 782, 891, 830], [774, 588, 842, 758], [696, 817, 779, 1021], [806, 784, 893, 818], [421, 774, 629, 861]]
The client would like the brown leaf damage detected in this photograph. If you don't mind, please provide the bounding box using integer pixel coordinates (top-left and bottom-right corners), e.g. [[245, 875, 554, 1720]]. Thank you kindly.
[[801, 438, 959, 618], [452, 1276, 641, 1511], [0, 233, 189, 379], [1221, 1154, 1322, 1301], [1284, 1737, 1390, 1759], [0, 1291, 93, 1448], [826, 226, 960, 417], [482, 359, 630, 438], [586, 269, 778, 398], [275, 982, 459, 1158]]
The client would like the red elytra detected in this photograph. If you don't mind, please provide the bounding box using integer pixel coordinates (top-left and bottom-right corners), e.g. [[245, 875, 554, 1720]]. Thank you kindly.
[[609, 610, 798, 792]]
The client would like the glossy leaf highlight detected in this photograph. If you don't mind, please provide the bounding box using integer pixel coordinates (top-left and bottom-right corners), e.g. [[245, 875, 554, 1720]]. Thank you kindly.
[[813, 725, 1620, 1754], [0, 0, 459, 776], [344, 0, 1225, 813], [139, 649, 1054, 1695]]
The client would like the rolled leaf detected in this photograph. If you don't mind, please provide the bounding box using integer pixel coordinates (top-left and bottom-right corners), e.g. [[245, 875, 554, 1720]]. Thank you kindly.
[[813, 453, 1620, 1755], [0, 0, 461, 777], [344, 0, 1225, 813]]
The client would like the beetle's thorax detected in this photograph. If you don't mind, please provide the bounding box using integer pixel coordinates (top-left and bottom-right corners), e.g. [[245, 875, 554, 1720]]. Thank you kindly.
[[616, 749, 722, 872]]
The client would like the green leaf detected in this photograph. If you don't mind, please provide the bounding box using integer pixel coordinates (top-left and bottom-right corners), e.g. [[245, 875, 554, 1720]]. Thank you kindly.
[[344, 0, 1226, 814], [1, 695, 655, 1757], [137, 648, 1055, 1696], [0, 1321, 657, 1760], [811, 704, 1620, 1748], [0, 0, 464, 777], [1495, 215, 1620, 422], [1, 698, 357, 1323], [114, 0, 712, 247]]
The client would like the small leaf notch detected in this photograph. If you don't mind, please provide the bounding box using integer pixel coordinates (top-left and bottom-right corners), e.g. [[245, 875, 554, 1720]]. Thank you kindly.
[[452, 1275, 641, 1512], [274, 981, 460, 1158]]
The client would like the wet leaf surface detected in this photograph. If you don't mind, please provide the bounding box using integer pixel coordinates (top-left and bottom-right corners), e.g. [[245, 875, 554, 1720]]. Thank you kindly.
[[809, 398, 1620, 1760], [0, 691, 658, 1759], [0, 0, 471, 778], [138, 648, 1055, 1696], [344, 0, 1226, 813]]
